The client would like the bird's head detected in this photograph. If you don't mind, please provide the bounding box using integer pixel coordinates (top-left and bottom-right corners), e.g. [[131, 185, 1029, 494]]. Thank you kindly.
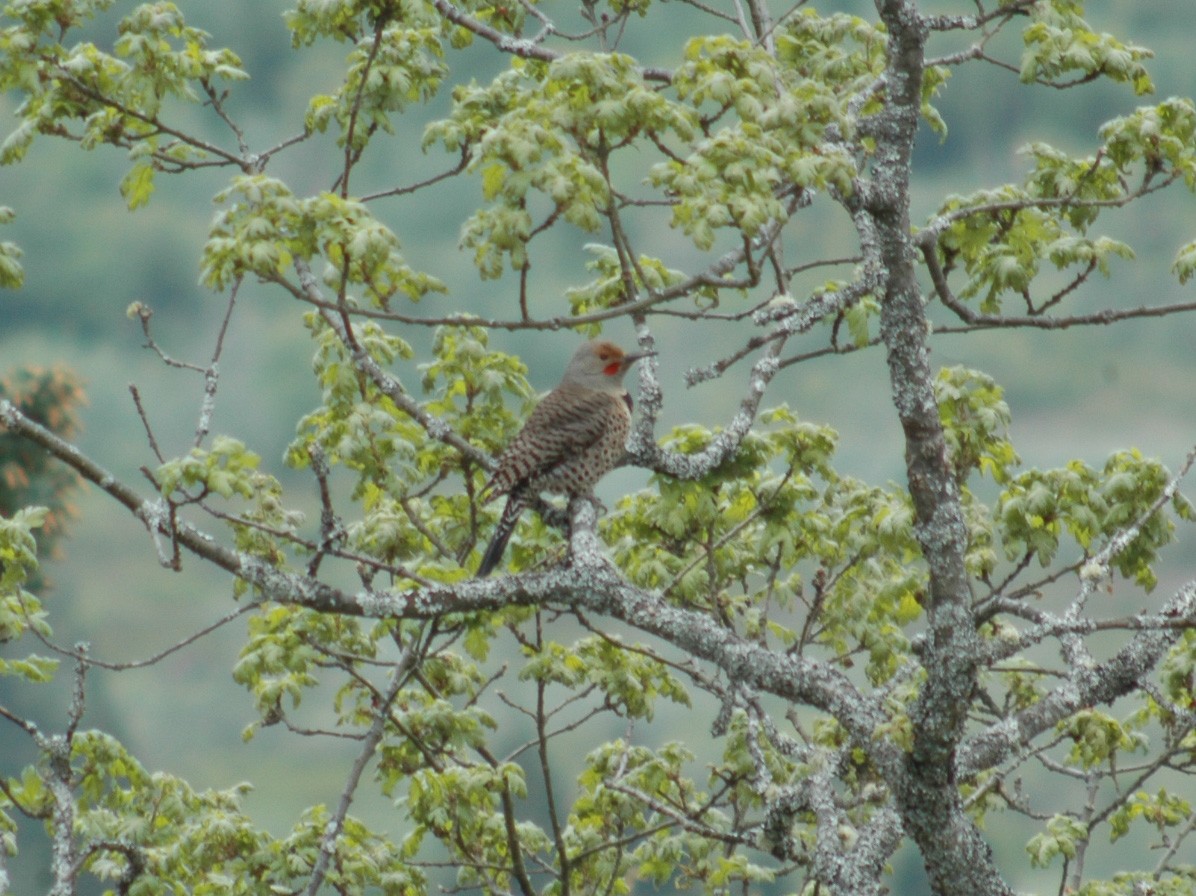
[[563, 340, 654, 389]]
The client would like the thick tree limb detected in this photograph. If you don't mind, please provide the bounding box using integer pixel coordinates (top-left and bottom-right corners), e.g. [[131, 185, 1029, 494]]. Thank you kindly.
[[865, 2, 1011, 893]]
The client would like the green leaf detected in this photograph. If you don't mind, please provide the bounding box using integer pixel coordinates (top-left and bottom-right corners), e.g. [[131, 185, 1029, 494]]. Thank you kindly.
[[1027, 814, 1087, 868]]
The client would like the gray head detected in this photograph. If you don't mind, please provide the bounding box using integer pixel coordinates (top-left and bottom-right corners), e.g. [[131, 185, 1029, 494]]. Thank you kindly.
[[559, 340, 653, 391]]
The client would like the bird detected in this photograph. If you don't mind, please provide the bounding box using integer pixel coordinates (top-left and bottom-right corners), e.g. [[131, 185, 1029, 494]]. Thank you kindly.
[[475, 340, 653, 577]]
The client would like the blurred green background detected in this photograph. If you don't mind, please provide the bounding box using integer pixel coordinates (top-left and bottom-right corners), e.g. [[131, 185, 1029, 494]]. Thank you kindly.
[[2, 2, 1196, 893]]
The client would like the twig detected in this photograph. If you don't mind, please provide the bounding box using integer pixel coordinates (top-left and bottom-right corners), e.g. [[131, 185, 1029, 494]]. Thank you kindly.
[[360, 149, 470, 202], [919, 231, 1196, 332], [201, 78, 250, 157], [21, 597, 258, 672], [128, 384, 166, 464], [302, 631, 426, 896], [339, 15, 390, 199], [54, 69, 249, 170], [428, 0, 672, 82], [292, 258, 491, 469], [306, 444, 342, 578], [195, 278, 242, 447], [130, 302, 204, 373]]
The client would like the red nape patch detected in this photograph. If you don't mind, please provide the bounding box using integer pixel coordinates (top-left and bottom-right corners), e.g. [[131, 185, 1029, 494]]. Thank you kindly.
[[603, 362, 622, 376]]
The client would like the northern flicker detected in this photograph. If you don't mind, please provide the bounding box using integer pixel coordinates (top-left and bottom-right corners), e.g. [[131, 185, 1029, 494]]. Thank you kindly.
[[475, 340, 652, 577]]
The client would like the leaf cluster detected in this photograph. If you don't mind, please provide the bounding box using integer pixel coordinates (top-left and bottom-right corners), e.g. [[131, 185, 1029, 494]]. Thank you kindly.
[[0, 0, 247, 207]]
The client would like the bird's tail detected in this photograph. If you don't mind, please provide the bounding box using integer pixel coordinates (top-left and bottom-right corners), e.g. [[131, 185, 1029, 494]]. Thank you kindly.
[[476, 493, 526, 577]]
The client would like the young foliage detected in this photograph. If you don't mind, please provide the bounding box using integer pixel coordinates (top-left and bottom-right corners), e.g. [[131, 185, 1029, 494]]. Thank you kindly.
[[3, 2, 1196, 896]]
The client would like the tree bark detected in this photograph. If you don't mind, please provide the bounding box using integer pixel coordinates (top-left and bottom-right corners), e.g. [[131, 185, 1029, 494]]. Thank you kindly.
[[866, 2, 1013, 893]]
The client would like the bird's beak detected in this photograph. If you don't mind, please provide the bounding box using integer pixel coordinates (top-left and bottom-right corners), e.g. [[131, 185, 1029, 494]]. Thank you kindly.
[[624, 349, 656, 365]]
